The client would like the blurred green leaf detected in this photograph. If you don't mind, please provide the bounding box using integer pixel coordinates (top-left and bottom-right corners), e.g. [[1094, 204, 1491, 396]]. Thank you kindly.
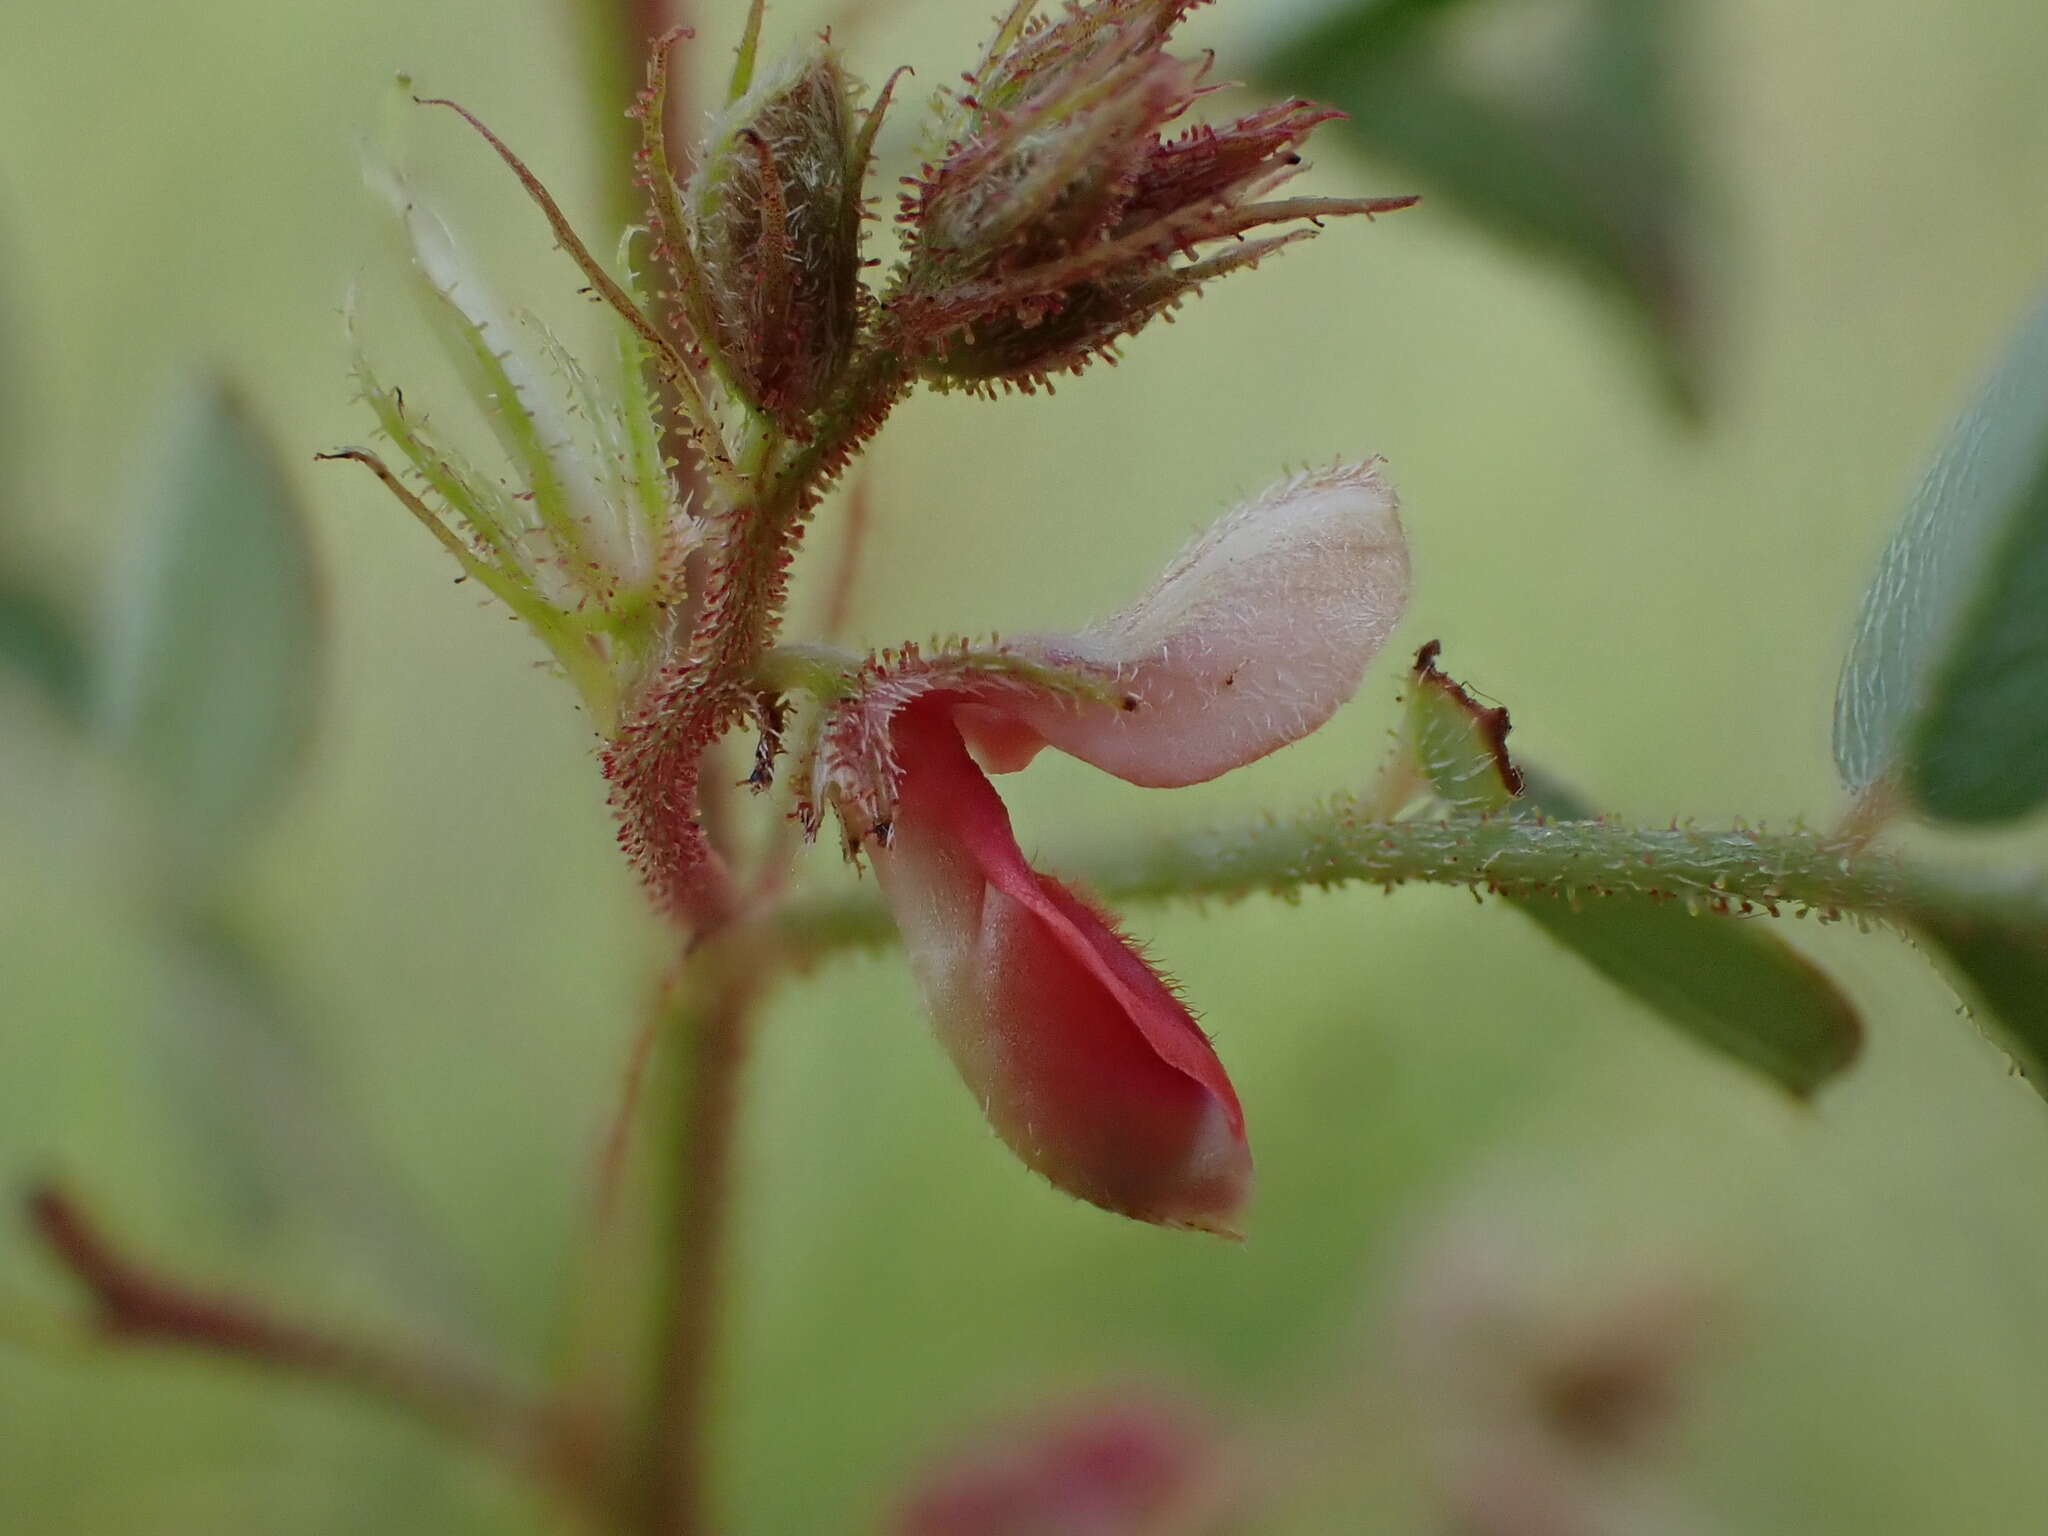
[[151, 915, 335, 1234], [0, 215, 19, 464], [1912, 905, 2048, 1088], [146, 912, 489, 1345], [96, 380, 322, 878], [0, 230, 90, 723], [0, 579, 88, 722], [1406, 643, 1861, 1096], [1259, 0, 1707, 412], [1834, 291, 2048, 824]]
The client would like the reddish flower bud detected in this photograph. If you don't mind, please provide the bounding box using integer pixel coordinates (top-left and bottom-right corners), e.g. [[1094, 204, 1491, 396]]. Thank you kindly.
[[892, 0, 1414, 391], [688, 42, 863, 426]]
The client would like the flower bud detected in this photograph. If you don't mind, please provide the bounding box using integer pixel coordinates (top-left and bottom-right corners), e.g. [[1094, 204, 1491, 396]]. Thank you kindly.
[[893, 2, 1414, 391], [688, 42, 862, 427]]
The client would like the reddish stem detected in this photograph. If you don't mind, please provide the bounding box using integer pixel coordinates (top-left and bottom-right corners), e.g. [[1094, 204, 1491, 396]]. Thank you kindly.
[[819, 463, 877, 642], [623, 0, 715, 649], [26, 1185, 585, 1497], [590, 11, 911, 1531], [592, 1000, 672, 1240], [628, 0, 691, 196]]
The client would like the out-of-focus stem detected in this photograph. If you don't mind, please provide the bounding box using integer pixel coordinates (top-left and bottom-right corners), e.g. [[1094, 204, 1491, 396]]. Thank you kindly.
[[640, 946, 767, 1536], [549, 983, 668, 1495], [818, 464, 876, 641], [26, 1186, 593, 1512], [827, 0, 918, 44]]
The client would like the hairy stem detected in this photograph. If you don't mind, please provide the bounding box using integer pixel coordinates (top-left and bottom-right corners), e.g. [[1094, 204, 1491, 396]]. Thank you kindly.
[[781, 803, 2047, 955], [1080, 810, 1914, 913], [592, 35, 912, 1526], [606, 350, 910, 922], [624, 0, 690, 228]]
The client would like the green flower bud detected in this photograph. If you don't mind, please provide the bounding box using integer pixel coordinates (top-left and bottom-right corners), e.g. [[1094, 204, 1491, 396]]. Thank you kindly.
[[687, 43, 863, 429]]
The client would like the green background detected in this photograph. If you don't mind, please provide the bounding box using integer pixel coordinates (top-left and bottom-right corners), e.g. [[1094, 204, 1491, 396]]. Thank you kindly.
[[5, 0, 2048, 1530]]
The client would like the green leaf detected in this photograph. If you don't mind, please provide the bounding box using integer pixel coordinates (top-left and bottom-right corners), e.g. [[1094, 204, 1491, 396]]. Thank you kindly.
[[1258, 0, 1706, 412], [1405, 638, 1523, 812], [1514, 773, 1861, 1098], [0, 230, 89, 723], [1911, 906, 2048, 1087], [146, 913, 487, 1342], [1404, 642, 1861, 1097], [1834, 291, 2048, 823], [97, 380, 322, 877], [0, 215, 20, 465]]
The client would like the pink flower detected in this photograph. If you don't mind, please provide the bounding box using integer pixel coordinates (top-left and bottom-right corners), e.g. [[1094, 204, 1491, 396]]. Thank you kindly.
[[890, 1387, 1235, 1536], [815, 463, 1409, 1234]]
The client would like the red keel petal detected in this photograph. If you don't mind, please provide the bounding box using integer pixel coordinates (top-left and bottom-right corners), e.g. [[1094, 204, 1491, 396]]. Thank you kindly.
[[875, 700, 1252, 1235]]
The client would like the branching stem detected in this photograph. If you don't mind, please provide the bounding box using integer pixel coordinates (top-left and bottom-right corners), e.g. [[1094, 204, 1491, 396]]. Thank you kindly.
[[26, 1186, 595, 1514]]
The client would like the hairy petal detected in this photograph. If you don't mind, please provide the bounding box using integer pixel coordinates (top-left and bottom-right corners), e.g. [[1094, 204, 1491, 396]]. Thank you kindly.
[[873, 701, 1251, 1235], [964, 459, 1409, 784]]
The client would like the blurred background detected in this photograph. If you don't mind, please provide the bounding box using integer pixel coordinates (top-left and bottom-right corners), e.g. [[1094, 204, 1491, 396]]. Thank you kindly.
[[5, 0, 2048, 1530]]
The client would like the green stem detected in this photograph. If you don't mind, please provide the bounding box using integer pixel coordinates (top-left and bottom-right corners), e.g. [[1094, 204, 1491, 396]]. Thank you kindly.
[[751, 642, 861, 699], [1088, 810, 1915, 911], [781, 803, 2048, 955]]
